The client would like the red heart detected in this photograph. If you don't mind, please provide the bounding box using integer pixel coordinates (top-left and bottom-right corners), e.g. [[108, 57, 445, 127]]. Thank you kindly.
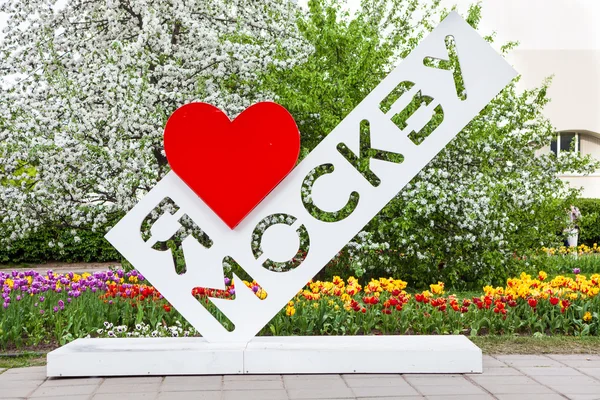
[[164, 102, 300, 229]]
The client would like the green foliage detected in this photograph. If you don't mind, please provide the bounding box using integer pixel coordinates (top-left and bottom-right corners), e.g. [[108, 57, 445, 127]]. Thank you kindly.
[[520, 254, 600, 277], [0, 226, 119, 264], [266, 0, 599, 289], [0, 290, 180, 349], [572, 198, 600, 246], [264, 0, 435, 154]]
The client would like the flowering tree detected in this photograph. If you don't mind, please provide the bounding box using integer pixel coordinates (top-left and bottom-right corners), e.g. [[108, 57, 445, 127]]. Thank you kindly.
[[269, 0, 599, 287], [0, 0, 310, 241]]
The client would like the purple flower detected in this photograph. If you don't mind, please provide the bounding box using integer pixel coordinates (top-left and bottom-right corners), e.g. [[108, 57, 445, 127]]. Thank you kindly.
[[16, 295, 21, 301], [2, 302, 8, 309], [229, 288, 235, 295], [39, 296, 45, 302], [573, 268, 581, 275], [108, 300, 113, 305], [224, 277, 231, 285], [53, 306, 59, 313], [39, 309, 45, 315], [67, 297, 72, 303], [252, 285, 259, 293], [58, 300, 64, 307]]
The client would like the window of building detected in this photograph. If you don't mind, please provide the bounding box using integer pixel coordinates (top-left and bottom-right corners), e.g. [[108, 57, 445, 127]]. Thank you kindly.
[[550, 132, 579, 155]]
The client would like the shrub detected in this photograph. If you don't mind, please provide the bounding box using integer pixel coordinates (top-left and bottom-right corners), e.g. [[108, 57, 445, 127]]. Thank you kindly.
[[0, 225, 119, 264], [572, 198, 600, 246]]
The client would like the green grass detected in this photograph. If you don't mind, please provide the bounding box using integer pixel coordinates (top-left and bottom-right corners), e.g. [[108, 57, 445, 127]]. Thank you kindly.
[[471, 335, 600, 354], [0, 352, 47, 369]]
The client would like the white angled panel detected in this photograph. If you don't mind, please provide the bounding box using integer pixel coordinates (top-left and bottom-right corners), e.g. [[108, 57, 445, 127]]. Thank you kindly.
[[105, 12, 517, 343]]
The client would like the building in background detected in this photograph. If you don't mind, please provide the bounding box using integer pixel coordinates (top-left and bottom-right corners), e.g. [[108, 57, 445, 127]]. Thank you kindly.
[[444, 0, 600, 197], [310, 0, 600, 197]]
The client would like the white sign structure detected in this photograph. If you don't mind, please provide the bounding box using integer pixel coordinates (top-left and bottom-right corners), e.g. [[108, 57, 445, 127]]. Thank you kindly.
[[106, 12, 516, 344]]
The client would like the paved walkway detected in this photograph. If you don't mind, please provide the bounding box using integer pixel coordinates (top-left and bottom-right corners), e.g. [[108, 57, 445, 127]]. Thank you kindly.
[[1, 355, 600, 400]]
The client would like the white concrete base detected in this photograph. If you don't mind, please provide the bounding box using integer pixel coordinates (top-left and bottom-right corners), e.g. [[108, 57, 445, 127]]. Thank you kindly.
[[47, 335, 482, 377]]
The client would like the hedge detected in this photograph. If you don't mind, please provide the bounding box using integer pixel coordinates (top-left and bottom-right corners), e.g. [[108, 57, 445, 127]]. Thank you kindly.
[[0, 225, 119, 264], [573, 198, 600, 246], [1, 198, 598, 265]]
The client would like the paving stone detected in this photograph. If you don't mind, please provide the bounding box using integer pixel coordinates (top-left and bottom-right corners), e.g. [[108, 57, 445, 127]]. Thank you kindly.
[[99, 376, 163, 385], [284, 377, 347, 389], [222, 389, 289, 400], [156, 392, 220, 400], [404, 376, 473, 386], [358, 397, 424, 400], [517, 366, 584, 376], [224, 374, 282, 381], [559, 359, 600, 368], [163, 376, 222, 386], [577, 368, 600, 378], [472, 383, 555, 395], [548, 383, 600, 394], [425, 395, 494, 400], [482, 356, 508, 368], [29, 384, 98, 397], [160, 384, 221, 392], [403, 374, 465, 378], [0, 379, 43, 390], [495, 395, 566, 400], [547, 354, 600, 361], [352, 385, 420, 397], [95, 383, 161, 393], [0, 368, 5, 374], [284, 374, 344, 380], [287, 386, 355, 399], [41, 378, 103, 387], [343, 376, 410, 387], [0, 374, 46, 384], [0, 367, 47, 382], [0, 385, 41, 399], [480, 367, 523, 376], [412, 384, 487, 396], [222, 379, 284, 390], [494, 355, 563, 367], [94, 394, 157, 400], [28, 396, 92, 400], [533, 375, 600, 386], [469, 375, 539, 386], [3, 366, 46, 374], [559, 395, 600, 400]]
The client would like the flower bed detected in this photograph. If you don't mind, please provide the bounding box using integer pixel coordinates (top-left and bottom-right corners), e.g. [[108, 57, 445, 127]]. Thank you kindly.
[[1, 269, 599, 349], [542, 243, 600, 256]]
